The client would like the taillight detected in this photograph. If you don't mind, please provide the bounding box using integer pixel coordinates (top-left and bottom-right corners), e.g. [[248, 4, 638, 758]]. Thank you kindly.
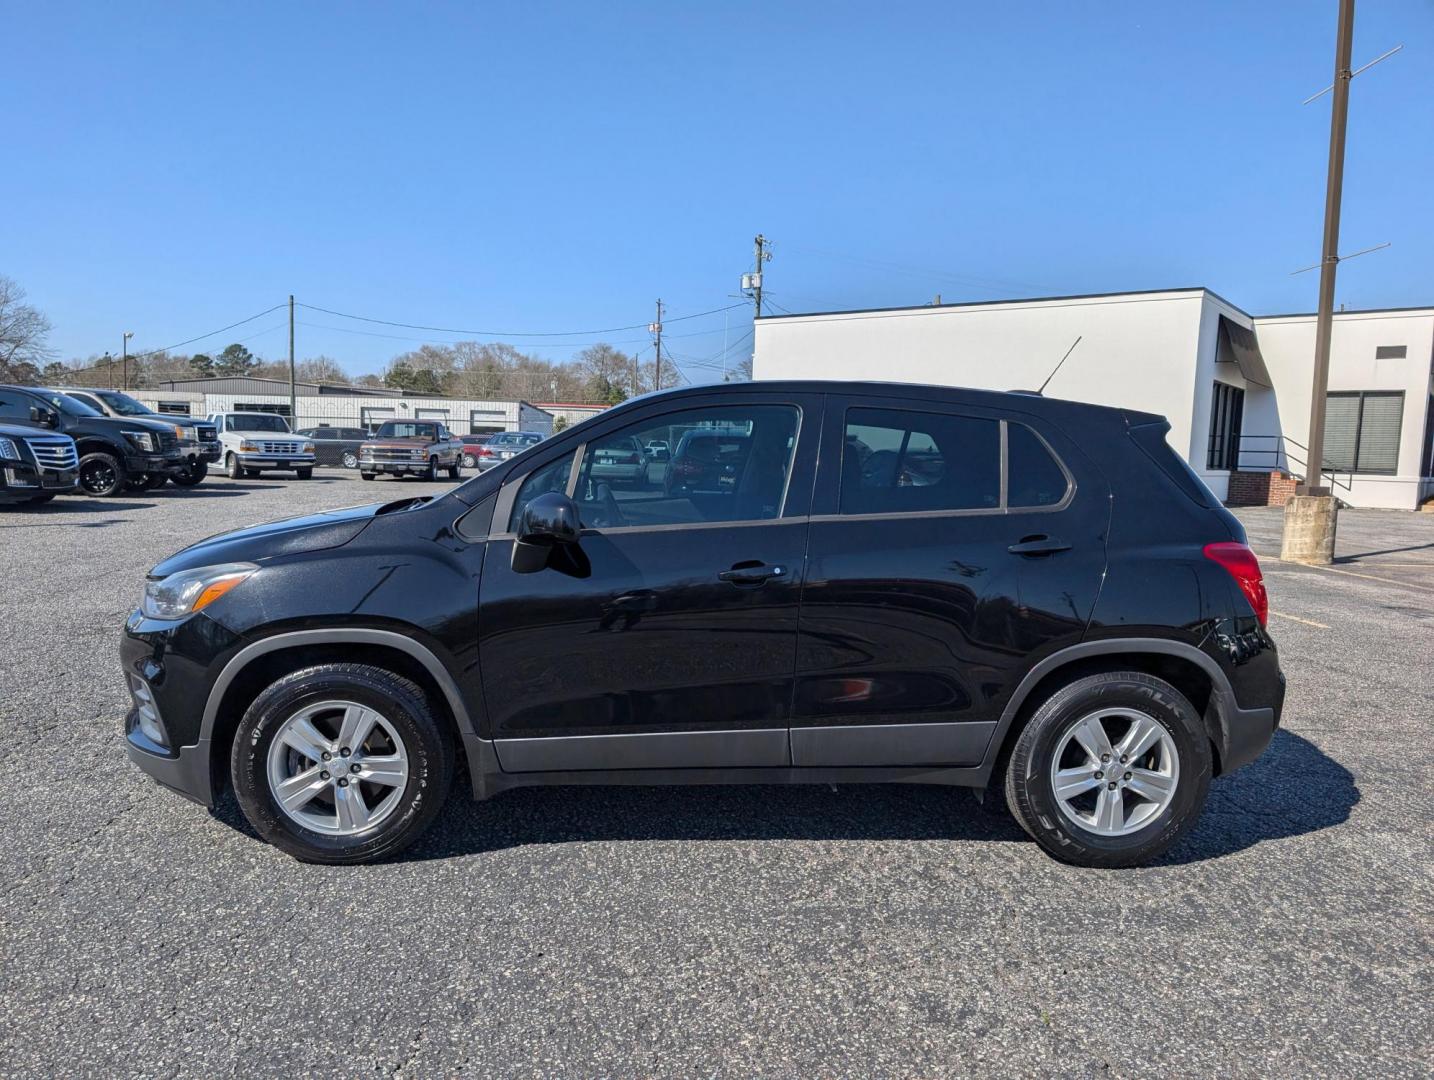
[[1203, 542, 1268, 627], [478, 446, 493, 457]]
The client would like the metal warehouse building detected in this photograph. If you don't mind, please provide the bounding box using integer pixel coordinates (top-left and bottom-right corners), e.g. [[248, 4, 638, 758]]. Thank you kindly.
[[133, 376, 559, 438], [753, 288, 1434, 510]]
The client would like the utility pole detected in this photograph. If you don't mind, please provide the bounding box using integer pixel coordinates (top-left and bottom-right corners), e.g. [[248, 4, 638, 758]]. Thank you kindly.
[[649, 300, 664, 392], [288, 295, 296, 426], [1281, 0, 1355, 565], [103, 352, 113, 389], [741, 234, 771, 319], [122, 331, 133, 390]]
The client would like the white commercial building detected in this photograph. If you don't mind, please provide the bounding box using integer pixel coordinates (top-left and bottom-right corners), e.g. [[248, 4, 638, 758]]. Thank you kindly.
[[753, 288, 1434, 510], [132, 377, 555, 438]]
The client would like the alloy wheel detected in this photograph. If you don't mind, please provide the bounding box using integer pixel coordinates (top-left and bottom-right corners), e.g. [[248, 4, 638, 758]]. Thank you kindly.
[[80, 459, 118, 495], [265, 700, 410, 836], [342, 451, 358, 469], [1048, 707, 1179, 836]]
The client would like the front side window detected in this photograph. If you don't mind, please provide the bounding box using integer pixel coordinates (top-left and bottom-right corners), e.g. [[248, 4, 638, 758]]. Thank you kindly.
[[508, 450, 576, 531], [842, 408, 999, 514], [574, 405, 800, 529]]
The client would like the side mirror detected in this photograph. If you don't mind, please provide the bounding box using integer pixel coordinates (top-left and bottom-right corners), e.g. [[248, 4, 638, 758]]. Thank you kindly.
[[512, 492, 584, 574], [30, 406, 59, 429]]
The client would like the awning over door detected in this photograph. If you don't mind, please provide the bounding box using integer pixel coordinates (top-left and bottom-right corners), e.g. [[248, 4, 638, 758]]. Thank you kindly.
[[1218, 316, 1273, 388]]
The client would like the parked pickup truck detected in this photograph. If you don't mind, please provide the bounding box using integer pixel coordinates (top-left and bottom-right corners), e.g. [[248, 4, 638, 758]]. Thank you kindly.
[[0, 422, 78, 506], [208, 412, 316, 480], [359, 420, 464, 481], [57, 388, 220, 488]]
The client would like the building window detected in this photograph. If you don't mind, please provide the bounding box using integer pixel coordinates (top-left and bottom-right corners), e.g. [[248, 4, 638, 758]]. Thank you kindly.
[[155, 401, 192, 415], [1374, 345, 1407, 360], [1207, 382, 1244, 471], [1323, 391, 1403, 475], [235, 402, 291, 417]]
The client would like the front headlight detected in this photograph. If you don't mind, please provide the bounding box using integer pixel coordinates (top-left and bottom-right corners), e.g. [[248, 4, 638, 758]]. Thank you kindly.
[[0, 436, 18, 461], [177, 424, 196, 440], [142, 562, 257, 620], [303, 442, 315, 453], [123, 429, 157, 452], [239, 440, 260, 452], [411, 448, 426, 459]]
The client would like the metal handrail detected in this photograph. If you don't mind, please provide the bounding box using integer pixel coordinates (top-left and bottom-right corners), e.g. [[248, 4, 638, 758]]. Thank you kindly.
[[1235, 433, 1352, 492]]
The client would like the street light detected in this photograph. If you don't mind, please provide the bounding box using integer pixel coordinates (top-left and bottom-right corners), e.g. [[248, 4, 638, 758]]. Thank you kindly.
[[122, 331, 134, 391]]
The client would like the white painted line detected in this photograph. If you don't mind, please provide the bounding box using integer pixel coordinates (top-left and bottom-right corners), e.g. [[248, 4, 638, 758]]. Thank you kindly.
[[1267, 610, 1330, 630]]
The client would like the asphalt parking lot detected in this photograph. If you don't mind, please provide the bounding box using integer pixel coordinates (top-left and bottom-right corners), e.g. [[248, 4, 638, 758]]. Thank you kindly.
[[1, 477, 1430, 1076]]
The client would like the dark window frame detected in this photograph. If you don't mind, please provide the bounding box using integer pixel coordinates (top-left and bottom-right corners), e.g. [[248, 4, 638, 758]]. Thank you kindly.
[[1206, 381, 1245, 471], [831, 405, 1074, 521], [1323, 390, 1404, 476]]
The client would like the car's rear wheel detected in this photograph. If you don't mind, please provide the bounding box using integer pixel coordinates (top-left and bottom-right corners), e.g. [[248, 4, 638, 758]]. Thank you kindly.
[[230, 664, 454, 864], [461, 453, 476, 469], [77, 452, 126, 497], [1004, 671, 1210, 868]]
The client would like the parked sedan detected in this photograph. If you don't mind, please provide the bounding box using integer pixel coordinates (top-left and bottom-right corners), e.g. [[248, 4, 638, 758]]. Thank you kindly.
[[456, 434, 492, 469], [473, 430, 545, 472], [295, 427, 367, 469], [588, 435, 650, 488]]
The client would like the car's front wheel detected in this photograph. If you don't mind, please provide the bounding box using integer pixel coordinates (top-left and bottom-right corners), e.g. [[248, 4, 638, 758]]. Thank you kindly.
[[1004, 671, 1211, 868], [342, 451, 359, 469], [226, 452, 243, 479], [77, 451, 126, 497], [230, 664, 454, 864]]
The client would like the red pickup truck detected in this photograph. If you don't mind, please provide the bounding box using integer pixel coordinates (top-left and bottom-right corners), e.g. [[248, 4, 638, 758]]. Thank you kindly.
[[358, 420, 465, 481]]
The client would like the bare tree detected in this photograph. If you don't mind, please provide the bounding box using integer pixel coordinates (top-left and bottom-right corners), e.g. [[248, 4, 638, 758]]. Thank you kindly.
[[0, 275, 55, 383], [296, 355, 348, 384]]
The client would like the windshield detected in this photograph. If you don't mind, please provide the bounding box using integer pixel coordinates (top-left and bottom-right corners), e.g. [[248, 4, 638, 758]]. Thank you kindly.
[[42, 392, 102, 417], [374, 422, 437, 439], [231, 414, 291, 433], [95, 390, 153, 417]]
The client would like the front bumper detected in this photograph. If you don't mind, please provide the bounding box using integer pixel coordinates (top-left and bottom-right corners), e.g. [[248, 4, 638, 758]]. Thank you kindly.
[[120, 611, 240, 806], [361, 459, 431, 474], [1, 463, 78, 500], [237, 453, 315, 469], [124, 450, 188, 476]]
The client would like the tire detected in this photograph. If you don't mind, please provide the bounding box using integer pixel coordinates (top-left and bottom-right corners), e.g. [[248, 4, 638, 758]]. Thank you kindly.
[[1003, 671, 1211, 868], [447, 459, 461, 480], [297, 468, 313, 480], [425, 458, 438, 482], [172, 461, 208, 487], [462, 454, 476, 469], [77, 451, 126, 497], [342, 451, 359, 470], [230, 663, 454, 864], [226, 452, 243, 480], [140, 473, 168, 491], [361, 472, 376, 481]]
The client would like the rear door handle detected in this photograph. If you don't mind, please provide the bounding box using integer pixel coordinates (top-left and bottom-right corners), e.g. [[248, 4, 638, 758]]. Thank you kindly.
[[718, 561, 788, 586], [1008, 535, 1071, 556]]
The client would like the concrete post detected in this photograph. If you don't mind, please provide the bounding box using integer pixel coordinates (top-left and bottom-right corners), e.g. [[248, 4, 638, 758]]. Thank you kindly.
[[1280, 494, 1338, 565]]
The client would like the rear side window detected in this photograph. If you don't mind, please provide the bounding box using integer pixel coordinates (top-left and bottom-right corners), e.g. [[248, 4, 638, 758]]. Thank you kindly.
[[1007, 423, 1070, 508], [842, 408, 1000, 514]]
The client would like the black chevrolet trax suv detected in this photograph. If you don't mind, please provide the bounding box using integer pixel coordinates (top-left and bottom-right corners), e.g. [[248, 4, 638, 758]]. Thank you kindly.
[[121, 381, 1284, 867]]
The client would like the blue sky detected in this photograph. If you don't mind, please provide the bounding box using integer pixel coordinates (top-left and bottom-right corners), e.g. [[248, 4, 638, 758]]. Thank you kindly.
[[3, 1, 1430, 383]]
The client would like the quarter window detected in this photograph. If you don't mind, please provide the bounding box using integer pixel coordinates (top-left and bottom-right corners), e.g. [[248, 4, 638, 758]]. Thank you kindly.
[[1007, 423, 1069, 508], [574, 405, 800, 529], [841, 408, 1000, 515]]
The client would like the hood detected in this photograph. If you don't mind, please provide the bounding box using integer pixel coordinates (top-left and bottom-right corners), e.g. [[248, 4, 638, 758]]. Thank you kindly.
[[150, 502, 388, 577]]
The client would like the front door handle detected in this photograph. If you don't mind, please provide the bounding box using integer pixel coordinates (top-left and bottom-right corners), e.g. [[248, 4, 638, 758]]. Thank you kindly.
[[718, 561, 788, 586], [1008, 535, 1071, 556]]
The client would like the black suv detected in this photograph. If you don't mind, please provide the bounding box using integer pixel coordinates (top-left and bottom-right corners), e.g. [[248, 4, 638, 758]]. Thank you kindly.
[[0, 422, 78, 505], [58, 388, 220, 487], [0, 384, 188, 496], [121, 381, 1283, 867]]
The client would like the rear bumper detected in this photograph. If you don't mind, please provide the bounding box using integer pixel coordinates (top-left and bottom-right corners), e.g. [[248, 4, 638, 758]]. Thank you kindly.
[[1219, 671, 1285, 774]]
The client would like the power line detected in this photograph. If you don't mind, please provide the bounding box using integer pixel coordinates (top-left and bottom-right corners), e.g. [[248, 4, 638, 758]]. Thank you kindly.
[[295, 300, 747, 339], [128, 302, 290, 360]]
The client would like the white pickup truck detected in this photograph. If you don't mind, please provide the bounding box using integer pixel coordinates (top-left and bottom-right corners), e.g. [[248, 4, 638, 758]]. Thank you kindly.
[[208, 412, 316, 479]]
